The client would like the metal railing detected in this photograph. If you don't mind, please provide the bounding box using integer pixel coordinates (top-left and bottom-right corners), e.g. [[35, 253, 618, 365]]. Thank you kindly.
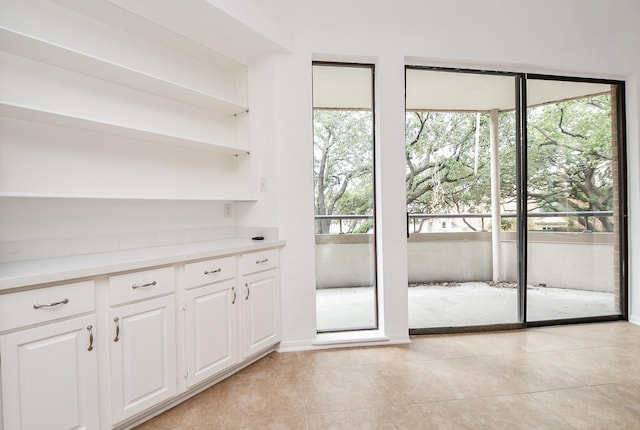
[[315, 211, 614, 234]]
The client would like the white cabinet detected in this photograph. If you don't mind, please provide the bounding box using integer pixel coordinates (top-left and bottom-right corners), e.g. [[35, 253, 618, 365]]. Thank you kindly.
[[240, 250, 280, 358], [0, 282, 99, 430], [108, 295, 176, 424], [182, 249, 281, 384], [0, 243, 283, 429], [183, 256, 238, 387], [184, 279, 238, 387], [108, 268, 176, 424], [1, 315, 99, 430]]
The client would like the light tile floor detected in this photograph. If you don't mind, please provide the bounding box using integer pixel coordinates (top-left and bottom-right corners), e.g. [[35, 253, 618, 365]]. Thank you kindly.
[[135, 321, 640, 429]]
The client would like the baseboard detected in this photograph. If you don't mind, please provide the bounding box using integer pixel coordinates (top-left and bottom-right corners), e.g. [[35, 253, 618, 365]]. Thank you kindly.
[[629, 314, 640, 326], [277, 332, 411, 352], [277, 339, 315, 352]]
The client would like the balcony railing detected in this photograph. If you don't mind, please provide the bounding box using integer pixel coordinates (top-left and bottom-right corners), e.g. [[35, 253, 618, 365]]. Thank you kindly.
[[315, 211, 614, 234]]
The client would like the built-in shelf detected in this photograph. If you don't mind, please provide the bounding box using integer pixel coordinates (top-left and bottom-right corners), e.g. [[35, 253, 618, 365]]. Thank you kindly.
[[0, 0, 262, 203], [0, 27, 248, 115], [0, 103, 250, 156], [0, 192, 257, 202]]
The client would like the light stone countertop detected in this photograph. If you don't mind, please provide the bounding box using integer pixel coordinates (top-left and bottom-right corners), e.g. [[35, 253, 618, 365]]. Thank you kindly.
[[0, 238, 286, 292]]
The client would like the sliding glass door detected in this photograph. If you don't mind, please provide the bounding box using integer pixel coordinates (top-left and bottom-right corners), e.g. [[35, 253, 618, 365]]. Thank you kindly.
[[405, 68, 520, 330], [406, 67, 626, 332]]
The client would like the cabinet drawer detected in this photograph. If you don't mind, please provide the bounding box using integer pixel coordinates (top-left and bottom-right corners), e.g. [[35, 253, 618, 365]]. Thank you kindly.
[[184, 256, 235, 289], [240, 249, 279, 275], [0, 281, 95, 332], [109, 266, 174, 306]]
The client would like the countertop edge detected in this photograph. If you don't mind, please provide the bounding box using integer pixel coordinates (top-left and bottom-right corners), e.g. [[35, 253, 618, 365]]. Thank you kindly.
[[0, 239, 286, 292]]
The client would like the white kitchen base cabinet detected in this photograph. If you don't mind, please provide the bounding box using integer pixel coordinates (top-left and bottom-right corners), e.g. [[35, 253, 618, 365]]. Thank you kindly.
[[109, 295, 176, 424], [241, 269, 280, 359], [0, 315, 100, 430], [184, 279, 239, 387], [0, 240, 283, 430]]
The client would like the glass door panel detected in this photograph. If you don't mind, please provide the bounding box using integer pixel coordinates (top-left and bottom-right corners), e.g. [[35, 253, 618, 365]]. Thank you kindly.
[[313, 63, 377, 332], [526, 78, 623, 321], [406, 68, 519, 329]]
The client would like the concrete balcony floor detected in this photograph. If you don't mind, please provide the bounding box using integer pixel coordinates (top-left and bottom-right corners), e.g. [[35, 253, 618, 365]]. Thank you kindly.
[[316, 282, 618, 332]]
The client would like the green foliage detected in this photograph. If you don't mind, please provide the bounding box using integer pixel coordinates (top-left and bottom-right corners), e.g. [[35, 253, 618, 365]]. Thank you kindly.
[[527, 94, 614, 231], [353, 220, 374, 234], [405, 111, 491, 215], [498, 218, 516, 231], [313, 92, 615, 234], [313, 110, 374, 233]]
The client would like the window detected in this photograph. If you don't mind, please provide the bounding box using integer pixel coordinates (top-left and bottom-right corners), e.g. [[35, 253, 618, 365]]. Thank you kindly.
[[312, 63, 377, 332]]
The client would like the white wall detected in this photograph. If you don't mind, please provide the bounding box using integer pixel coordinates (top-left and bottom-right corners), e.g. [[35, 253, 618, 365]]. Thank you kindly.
[[3, 1, 637, 346], [0, 197, 235, 261], [240, 0, 640, 348], [627, 77, 640, 325]]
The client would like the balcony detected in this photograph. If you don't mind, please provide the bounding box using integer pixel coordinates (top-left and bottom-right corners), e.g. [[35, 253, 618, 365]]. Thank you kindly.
[[315, 212, 619, 331]]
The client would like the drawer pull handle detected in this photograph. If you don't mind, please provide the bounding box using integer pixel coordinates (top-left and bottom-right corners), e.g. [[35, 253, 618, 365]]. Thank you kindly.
[[231, 286, 237, 304], [87, 325, 94, 351], [132, 281, 156, 289], [204, 268, 222, 275], [33, 298, 69, 309], [256, 258, 269, 264], [245, 283, 250, 300], [113, 317, 120, 342]]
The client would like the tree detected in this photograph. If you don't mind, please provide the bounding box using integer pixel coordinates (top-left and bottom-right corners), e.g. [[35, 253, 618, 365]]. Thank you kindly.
[[405, 94, 614, 233], [405, 111, 487, 213], [405, 111, 513, 231], [527, 94, 614, 231], [313, 94, 615, 234], [313, 109, 374, 234]]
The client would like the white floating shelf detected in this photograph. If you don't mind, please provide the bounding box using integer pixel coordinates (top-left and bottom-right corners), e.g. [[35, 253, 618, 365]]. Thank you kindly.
[[0, 27, 248, 115], [0, 192, 257, 202], [0, 103, 250, 155]]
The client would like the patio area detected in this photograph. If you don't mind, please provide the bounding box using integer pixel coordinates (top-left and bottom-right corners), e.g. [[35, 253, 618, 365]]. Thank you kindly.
[[317, 282, 618, 332]]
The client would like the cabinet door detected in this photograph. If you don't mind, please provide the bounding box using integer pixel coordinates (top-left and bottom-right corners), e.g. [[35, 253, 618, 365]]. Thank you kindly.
[[241, 269, 280, 358], [184, 279, 238, 387], [109, 295, 176, 424], [0, 315, 99, 430]]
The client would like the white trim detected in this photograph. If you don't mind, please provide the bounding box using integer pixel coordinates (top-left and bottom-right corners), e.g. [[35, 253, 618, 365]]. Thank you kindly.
[[403, 56, 630, 82], [277, 331, 411, 352], [314, 329, 389, 345], [276, 340, 315, 352], [629, 315, 640, 326]]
